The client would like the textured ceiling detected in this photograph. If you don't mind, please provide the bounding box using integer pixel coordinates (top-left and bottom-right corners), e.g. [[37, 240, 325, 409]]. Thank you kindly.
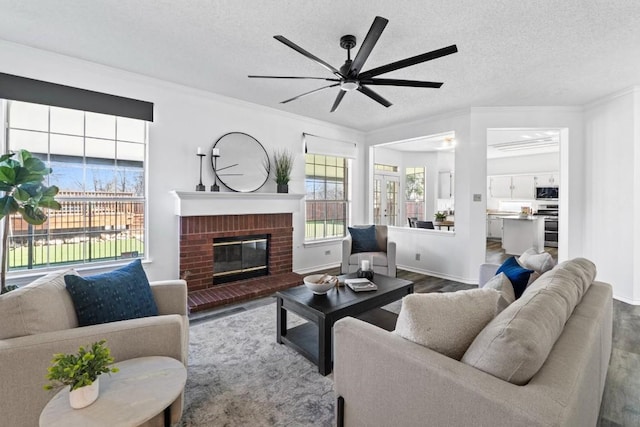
[[0, 0, 639, 132]]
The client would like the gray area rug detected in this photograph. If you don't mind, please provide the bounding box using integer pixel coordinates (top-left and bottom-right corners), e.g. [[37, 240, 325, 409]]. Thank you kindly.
[[180, 303, 335, 426]]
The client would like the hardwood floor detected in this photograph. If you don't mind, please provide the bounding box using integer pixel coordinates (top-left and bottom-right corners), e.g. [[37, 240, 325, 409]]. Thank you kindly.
[[193, 242, 639, 426]]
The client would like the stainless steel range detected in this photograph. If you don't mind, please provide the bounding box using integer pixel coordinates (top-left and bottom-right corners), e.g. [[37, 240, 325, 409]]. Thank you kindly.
[[535, 204, 558, 247]]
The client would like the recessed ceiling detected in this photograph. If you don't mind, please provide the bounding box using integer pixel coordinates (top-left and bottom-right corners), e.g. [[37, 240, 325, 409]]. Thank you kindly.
[[0, 1, 639, 132]]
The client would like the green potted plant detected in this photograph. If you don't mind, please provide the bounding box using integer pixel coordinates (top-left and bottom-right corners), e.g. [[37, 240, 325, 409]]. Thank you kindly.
[[434, 211, 447, 222], [0, 149, 60, 293], [271, 149, 294, 193], [44, 340, 119, 409]]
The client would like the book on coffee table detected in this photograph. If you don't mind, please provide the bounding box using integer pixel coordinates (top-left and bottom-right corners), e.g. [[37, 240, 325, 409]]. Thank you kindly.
[[344, 278, 378, 292]]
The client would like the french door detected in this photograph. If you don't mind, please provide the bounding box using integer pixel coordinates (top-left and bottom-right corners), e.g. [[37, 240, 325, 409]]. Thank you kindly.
[[373, 174, 400, 226]]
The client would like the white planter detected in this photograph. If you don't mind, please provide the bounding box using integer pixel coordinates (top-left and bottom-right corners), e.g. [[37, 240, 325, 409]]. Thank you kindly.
[[69, 378, 99, 409]]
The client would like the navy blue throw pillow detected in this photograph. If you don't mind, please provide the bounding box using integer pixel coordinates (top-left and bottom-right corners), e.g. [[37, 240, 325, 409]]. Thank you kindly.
[[64, 259, 158, 327], [495, 256, 534, 299], [348, 225, 380, 253]]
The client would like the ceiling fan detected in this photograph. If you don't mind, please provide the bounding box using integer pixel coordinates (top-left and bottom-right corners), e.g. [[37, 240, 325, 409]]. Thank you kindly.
[[249, 16, 458, 112]]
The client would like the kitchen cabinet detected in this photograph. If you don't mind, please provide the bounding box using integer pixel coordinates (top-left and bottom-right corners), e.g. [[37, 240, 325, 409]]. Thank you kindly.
[[511, 175, 535, 199], [487, 215, 503, 240], [438, 171, 454, 199], [488, 175, 535, 199], [488, 176, 512, 198], [534, 173, 559, 186]]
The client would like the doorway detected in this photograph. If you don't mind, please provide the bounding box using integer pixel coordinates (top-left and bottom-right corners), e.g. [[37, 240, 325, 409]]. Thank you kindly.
[[373, 173, 400, 226], [485, 128, 563, 261]]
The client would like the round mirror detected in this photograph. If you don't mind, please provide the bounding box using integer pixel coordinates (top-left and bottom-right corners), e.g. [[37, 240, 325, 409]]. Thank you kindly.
[[211, 132, 270, 192]]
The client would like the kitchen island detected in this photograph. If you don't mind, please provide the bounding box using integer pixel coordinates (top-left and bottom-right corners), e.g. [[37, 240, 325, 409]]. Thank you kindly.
[[501, 216, 545, 255]]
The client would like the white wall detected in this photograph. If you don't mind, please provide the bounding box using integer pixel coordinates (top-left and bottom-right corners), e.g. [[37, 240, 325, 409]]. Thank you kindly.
[[0, 40, 365, 281], [583, 88, 639, 304], [367, 111, 480, 283]]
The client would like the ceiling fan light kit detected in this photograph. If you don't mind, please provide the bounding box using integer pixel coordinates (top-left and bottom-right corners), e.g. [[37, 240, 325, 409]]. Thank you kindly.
[[249, 16, 458, 112]]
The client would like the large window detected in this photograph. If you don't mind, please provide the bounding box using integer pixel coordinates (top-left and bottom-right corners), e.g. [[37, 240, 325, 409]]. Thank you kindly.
[[405, 167, 425, 220], [4, 100, 146, 271], [305, 154, 349, 241]]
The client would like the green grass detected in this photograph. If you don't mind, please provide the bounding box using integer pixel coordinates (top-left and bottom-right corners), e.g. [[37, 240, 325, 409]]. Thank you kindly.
[[305, 221, 346, 240], [8, 239, 144, 269]]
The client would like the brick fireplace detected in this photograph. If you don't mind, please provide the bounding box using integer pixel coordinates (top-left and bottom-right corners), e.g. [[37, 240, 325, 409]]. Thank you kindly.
[[179, 213, 293, 292], [172, 191, 305, 312]]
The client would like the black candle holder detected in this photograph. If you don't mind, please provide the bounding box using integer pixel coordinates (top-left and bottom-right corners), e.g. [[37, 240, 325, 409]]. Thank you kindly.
[[196, 153, 206, 191], [211, 152, 221, 192], [356, 268, 374, 280]]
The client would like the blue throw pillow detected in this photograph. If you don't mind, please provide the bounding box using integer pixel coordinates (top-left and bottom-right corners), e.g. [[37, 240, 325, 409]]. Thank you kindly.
[[348, 225, 380, 253], [64, 259, 158, 327], [495, 256, 534, 299]]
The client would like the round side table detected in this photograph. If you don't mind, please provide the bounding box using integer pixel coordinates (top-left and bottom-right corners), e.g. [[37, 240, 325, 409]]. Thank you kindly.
[[40, 356, 187, 427]]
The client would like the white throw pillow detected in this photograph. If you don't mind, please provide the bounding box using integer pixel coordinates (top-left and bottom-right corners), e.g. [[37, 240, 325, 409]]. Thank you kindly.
[[483, 272, 515, 310], [519, 248, 555, 274], [393, 289, 502, 360]]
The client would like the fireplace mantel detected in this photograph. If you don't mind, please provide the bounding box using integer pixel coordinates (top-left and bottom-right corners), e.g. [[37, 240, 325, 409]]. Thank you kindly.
[[171, 191, 305, 216]]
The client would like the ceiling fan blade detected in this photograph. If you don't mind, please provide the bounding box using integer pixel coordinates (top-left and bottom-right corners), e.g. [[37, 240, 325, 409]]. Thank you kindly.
[[349, 16, 388, 76], [357, 86, 392, 108], [358, 44, 458, 79], [361, 78, 443, 88], [248, 75, 340, 81], [280, 83, 340, 104], [330, 90, 346, 112], [274, 35, 344, 77]]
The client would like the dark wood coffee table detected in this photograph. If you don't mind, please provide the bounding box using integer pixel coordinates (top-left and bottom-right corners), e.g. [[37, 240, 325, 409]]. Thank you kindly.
[[276, 273, 413, 375]]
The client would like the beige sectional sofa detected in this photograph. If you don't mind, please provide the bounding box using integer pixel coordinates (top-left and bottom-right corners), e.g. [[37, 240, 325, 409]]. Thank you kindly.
[[0, 269, 189, 427], [334, 258, 612, 427]]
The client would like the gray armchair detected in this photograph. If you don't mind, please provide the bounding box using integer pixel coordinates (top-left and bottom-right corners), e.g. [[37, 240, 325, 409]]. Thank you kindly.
[[341, 225, 397, 277]]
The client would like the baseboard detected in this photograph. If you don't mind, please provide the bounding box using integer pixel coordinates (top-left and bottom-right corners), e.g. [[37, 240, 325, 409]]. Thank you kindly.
[[396, 264, 477, 285], [295, 263, 341, 275], [613, 294, 640, 306]]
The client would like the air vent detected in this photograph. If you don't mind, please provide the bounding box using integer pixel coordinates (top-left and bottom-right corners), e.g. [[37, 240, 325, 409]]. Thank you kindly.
[[491, 137, 558, 152]]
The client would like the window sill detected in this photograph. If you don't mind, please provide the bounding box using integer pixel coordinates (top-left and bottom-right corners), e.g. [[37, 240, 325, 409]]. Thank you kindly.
[[6, 257, 151, 287], [303, 238, 344, 248]]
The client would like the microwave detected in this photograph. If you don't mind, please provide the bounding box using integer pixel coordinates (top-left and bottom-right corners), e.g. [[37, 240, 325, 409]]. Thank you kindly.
[[536, 186, 559, 200]]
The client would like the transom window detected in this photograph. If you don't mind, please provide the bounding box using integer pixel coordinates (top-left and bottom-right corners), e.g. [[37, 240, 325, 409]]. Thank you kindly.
[[4, 100, 146, 271], [305, 154, 349, 241]]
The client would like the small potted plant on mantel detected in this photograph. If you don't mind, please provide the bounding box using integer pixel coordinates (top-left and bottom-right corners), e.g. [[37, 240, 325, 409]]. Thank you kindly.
[[271, 149, 295, 193], [44, 340, 119, 409]]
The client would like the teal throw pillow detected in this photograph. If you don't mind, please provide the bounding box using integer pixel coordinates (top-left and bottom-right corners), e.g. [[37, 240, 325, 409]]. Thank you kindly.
[[495, 256, 534, 299], [64, 259, 158, 327], [348, 225, 380, 253]]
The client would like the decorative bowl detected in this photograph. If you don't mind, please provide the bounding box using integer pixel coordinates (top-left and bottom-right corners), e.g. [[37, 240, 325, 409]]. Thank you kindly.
[[303, 274, 338, 295]]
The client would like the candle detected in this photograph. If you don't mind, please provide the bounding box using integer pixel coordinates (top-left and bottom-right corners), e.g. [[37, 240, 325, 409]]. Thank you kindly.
[[197, 147, 202, 155], [361, 259, 370, 271], [212, 148, 220, 156]]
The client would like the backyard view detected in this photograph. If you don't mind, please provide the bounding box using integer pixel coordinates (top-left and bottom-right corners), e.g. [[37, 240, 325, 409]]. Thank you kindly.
[[304, 154, 348, 241], [5, 101, 146, 271]]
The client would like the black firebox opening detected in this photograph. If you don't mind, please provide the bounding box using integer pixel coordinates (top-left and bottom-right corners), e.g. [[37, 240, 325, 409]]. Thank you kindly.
[[212, 234, 269, 285]]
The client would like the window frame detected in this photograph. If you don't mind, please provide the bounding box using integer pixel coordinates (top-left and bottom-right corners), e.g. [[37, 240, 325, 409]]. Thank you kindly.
[[405, 166, 426, 221], [304, 153, 351, 244], [2, 99, 149, 275]]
